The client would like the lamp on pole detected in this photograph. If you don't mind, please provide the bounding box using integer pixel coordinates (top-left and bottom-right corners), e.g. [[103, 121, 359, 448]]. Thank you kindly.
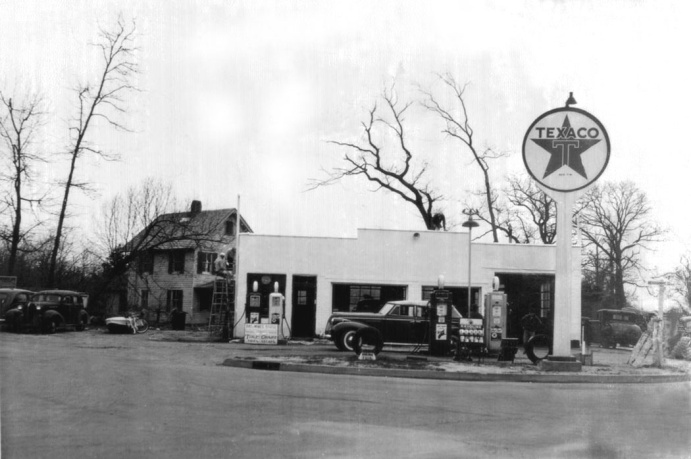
[[462, 209, 479, 317]]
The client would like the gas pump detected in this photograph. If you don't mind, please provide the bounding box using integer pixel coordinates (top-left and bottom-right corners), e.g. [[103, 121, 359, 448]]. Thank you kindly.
[[268, 282, 284, 338], [484, 291, 508, 352], [246, 281, 262, 324], [429, 277, 453, 356]]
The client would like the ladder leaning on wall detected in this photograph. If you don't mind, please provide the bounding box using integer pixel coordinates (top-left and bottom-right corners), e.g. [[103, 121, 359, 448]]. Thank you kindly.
[[208, 276, 234, 338]]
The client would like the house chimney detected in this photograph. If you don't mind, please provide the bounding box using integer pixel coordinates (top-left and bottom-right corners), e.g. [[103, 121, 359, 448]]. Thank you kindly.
[[191, 200, 202, 214]]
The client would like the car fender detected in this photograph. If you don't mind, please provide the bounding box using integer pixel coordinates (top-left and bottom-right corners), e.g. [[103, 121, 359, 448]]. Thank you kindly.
[[4, 308, 22, 321], [41, 309, 64, 325], [332, 320, 370, 336]]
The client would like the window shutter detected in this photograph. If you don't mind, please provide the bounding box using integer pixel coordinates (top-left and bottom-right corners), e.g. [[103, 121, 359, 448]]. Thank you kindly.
[[197, 252, 205, 274]]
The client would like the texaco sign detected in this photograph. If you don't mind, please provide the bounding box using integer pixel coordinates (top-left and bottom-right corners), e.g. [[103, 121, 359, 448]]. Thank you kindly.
[[522, 107, 610, 192]]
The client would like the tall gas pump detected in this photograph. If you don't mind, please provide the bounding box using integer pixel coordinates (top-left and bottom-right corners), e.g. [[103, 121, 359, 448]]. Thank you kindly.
[[246, 281, 262, 324], [484, 291, 508, 353], [429, 276, 453, 356], [268, 282, 284, 338]]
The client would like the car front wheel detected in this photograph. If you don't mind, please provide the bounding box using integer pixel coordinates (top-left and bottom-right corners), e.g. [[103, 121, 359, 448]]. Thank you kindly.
[[43, 319, 57, 334], [339, 329, 358, 352]]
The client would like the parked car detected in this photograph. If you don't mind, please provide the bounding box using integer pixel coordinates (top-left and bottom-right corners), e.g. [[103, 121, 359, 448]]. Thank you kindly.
[[589, 309, 644, 349], [4, 290, 89, 334], [0, 288, 33, 328], [324, 300, 462, 352]]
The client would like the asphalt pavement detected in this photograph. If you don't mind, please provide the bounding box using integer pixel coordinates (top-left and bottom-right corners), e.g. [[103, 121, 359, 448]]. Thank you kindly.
[[143, 331, 691, 384]]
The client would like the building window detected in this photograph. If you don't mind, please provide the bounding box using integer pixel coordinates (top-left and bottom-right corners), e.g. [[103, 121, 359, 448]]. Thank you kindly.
[[168, 251, 185, 274], [197, 252, 216, 274], [225, 219, 235, 236], [331, 284, 407, 312], [138, 251, 154, 275], [140, 290, 149, 309], [349, 285, 381, 310], [166, 290, 183, 312], [540, 282, 552, 319]]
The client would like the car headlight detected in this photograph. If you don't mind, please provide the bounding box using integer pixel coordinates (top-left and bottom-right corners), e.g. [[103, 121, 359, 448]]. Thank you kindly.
[[36, 305, 41, 310], [17, 305, 22, 310]]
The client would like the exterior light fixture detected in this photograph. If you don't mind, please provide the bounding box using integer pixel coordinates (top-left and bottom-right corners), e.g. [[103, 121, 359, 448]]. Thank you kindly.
[[565, 91, 577, 107], [462, 209, 479, 318], [413, 232, 420, 239]]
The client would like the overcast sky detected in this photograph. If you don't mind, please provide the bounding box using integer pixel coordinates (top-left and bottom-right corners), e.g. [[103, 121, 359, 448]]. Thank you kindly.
[[2, 0, 690, 307]]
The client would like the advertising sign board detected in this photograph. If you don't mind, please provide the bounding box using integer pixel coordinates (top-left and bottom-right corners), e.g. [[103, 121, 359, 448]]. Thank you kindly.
[[245, 323, 278, 344]]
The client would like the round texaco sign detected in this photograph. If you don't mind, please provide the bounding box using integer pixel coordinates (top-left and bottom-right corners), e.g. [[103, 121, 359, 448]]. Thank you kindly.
[[522, 107, 610, 192]]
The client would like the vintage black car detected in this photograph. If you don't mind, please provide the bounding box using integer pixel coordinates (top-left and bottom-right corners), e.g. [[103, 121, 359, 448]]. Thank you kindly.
[[0, 288, 33, 327], [4, 290, 89, 333], [590, 309, 644, 349], [324, 300, 462, 352]]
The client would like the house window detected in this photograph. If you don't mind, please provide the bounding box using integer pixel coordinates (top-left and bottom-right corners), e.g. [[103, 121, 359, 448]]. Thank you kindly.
[[166, 290, 183, 312], [168, 251, 185, 274], [140, 290, 149, 309], [138, 251, 154, 275], [226, 220, 236, 236], [197, 252, 216, 274]]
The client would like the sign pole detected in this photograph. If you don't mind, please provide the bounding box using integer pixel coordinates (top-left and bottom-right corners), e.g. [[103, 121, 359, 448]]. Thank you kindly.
[[551, 191, 578, 357]]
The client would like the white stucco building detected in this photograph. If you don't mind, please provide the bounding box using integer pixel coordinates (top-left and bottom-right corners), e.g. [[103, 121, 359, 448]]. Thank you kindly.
[[233, 228, 582, 344]]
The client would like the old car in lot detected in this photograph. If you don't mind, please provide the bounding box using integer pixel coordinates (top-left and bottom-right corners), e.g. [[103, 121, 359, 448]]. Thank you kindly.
[[4, 290, 89, 333], [590, 309, 645, 349], [0, 288, 33, 329], [324, 300, 462, 352]]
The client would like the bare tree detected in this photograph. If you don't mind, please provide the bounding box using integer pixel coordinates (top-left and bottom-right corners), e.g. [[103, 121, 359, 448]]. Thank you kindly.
[[465, 175, 556, 244], [578, 181, 666, 309], [664, 255, 691, 311], [48, 17, 138, 286], [310, 87, 443, 230], [504, 175, 557, 244], [0, 92, 47, 275], [421, 74, 507, 241]]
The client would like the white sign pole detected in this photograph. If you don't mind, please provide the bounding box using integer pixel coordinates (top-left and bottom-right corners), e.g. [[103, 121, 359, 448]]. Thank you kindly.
[[552, 191, 578, 356]]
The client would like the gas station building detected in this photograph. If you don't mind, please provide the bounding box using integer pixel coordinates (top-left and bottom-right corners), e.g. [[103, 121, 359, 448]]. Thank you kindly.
[[232, 228, 582, 344]]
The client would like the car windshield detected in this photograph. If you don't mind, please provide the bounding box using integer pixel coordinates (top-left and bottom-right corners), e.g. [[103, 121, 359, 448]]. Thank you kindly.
[[33, 294, 61, 302], [378, 303, 396, 315]]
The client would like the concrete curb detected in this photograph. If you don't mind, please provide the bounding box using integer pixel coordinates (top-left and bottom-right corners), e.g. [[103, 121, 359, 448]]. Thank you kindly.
[[222, 359, 691, 384]]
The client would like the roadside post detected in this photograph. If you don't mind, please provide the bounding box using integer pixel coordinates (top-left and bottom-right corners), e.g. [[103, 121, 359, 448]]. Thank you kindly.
[[648, 279, 667, 367], [522, 93, 610, 371]]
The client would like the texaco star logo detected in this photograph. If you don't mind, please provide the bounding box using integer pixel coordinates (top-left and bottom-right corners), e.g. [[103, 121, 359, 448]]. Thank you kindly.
[[523, 107, 610, 192]]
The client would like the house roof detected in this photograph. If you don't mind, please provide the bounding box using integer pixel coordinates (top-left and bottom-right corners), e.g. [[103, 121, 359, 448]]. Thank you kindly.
[[125, 207, 253, 252]]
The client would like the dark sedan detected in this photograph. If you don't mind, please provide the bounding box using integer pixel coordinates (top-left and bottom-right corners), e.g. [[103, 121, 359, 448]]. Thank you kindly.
[[0, 288, 33, 327], [324, 300, 462, 352], [4, 290, 89, 333]]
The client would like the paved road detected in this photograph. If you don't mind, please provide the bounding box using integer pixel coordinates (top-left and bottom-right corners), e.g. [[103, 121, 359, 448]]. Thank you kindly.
[[1, 331, 690, 458]]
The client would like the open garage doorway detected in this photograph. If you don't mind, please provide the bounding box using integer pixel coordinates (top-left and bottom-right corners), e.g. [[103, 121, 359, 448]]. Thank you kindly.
[[495, 273, 554, 344]]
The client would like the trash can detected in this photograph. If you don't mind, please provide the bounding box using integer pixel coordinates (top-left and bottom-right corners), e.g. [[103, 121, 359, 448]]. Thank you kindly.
[[171, 310, 188, 330]]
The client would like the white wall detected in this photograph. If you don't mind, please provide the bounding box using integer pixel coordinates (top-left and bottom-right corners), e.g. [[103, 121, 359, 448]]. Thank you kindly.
[[234, 228, 582, 340]]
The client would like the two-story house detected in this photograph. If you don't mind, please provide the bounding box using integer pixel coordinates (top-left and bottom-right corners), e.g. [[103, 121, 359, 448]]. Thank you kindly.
[[125, 200, 252, 326]]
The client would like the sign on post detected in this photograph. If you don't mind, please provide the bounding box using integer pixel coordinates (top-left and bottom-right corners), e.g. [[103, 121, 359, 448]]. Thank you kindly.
[[0, 276, 17, 288], [523, 102, 610, 361], [523, 107, 610, 191]]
